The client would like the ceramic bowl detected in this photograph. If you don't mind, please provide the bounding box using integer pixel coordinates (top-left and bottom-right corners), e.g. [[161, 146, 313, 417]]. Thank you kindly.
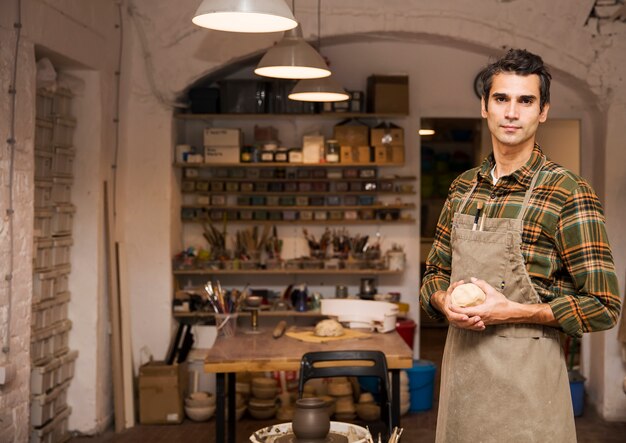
[[252, 377, 278, 388], [248, 405, 277, 420], [251, 385, 278, 399], [225, 405, 247, 421], [358, 392, 375, 404], [356, 403, 380, 421], [248, 397, 277, 409], [185, 405, 215, 422], [185, 392, 215, 407], [327, 381, 352, 397]]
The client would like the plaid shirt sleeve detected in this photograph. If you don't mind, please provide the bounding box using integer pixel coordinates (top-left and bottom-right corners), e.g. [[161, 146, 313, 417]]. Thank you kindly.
[[548, 182, 621, 337]]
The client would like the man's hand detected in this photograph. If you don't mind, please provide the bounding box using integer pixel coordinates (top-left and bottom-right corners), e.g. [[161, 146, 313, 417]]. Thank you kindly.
[[431, 280, 486, 331], [449, 277, 512, 326], [449, 277, 559, 327]]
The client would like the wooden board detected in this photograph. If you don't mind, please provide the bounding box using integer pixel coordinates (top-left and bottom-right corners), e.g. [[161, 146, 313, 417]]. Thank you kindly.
[[285, 328, 371, 343]]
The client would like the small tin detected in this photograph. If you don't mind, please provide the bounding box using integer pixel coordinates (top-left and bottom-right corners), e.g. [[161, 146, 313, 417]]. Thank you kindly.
[[274, 168, 287, 179], [239, 210, 253, 220], [296, 196, 309, 206], [283, 211, 297, 221], [268, 211, 283, 221], [274, 149, 288, 163], [327, 196, 341, 206], [300, 211, 313, 221], [225, 182, 239, 192], [268, 182, 284, 192], [314, 211, 328, 220], [253, 211, 268, 220], [298, 182, 312, 192], [288, 149, 303, 163], [350, 182, 363, 192], [284, 182, 298, 192], [210, 210, 224, 221], [255, 182, 268, 192], [197, 196, 210, 205], [246, 168, 260, 179], [184, 168, 198, 178], [196, 181, 209, 192], [279, 196, 296, 206], [379, 180, 394, 192], [311, 182, 328, 192], [211, 181, 224, 192], [335, 182, 349, 192], [312, 169, 327, 179], [230, 169, 246, 179], [359, 195, 375, 205], [359, 168, 377, 178], [297, 169, 311, 179], [182, 181, 196, 192], [236, 196, 250, 206], [309, 196, 325, 206], [211, 195, 226, 206], [214, 169, 229, 178], [343, 168, 359, 179], [344, 210, 358, 220], [363, 181, 377, 191], [344, 196, 358, 206], [360, 209, 375, 220], [328, 210, 344, 220], [266, 196, 280, 206], [260, 169, 275, 179], [240, 182, 254, 192], [226, 210, 239, 220], [250, 196, 266, 206]]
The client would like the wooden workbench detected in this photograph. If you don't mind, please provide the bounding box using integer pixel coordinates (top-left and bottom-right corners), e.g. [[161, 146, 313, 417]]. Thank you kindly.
[[205, 328, 413, 443]]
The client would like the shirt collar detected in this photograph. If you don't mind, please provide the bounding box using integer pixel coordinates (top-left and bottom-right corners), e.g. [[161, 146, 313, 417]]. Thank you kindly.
[[477, 144, 545, 188]]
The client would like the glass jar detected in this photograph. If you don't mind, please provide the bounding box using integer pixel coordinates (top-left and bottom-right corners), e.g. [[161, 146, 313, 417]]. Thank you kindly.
[[325, 139, 340, 163]]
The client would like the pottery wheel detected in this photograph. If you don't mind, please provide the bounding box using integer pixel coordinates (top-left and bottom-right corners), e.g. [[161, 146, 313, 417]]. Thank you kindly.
[[274, 432, 349, 443]]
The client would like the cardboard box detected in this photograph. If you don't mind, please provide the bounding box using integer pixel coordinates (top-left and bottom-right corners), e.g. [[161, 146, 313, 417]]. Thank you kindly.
[[356, 146, 373, 163], [302, 135, 324, 164], [371, 124, 404, 147], [139, 361, 188, 424], [374, 145, 405, 165], [204, 146, 240, 164], [340, 145, 355, 163], [367, 75, 409, 114], [203, 128, 242, 147], [333, 120, 369, 147]]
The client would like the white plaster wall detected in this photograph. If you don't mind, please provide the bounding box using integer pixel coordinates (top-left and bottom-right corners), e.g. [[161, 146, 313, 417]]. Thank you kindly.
[[122, 0, 626, 421]]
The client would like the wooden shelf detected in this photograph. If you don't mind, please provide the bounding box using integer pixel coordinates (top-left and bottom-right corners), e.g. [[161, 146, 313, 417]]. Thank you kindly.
[[182, 218, 416, 225], [182, 203, 416, 211], [173, 269, 403, 276], [181, 175, 417, 183], [184, 191, 416, 196], [175, 162, 406, 168], [175, 112, 408, 121]]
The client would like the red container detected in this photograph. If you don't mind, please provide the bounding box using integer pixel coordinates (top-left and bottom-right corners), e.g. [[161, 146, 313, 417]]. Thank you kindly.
[[396, 319, 416, 350]]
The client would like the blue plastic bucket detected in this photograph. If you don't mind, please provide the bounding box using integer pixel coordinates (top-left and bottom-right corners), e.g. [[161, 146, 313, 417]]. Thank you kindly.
[[570, 380, 584, 416], [407, 360, 436, 412]]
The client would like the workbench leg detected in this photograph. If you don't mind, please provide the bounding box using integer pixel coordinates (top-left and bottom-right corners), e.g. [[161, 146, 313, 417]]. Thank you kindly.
[[228, 373, 236, 443], [215, 372, 225, 443], [391, 369, 400, 429]]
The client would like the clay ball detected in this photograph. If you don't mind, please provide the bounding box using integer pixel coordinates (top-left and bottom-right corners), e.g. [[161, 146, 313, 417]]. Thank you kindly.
[[314, 319, 344, 337], [450, 283, 486, 307]]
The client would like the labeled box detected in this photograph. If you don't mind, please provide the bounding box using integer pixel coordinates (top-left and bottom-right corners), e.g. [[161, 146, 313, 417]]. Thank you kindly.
[[333, 120, 369, 147], [139, 361, 188, 425], [204, 146, 240, 164], [371, 123, 404, 147], [367, 75, 409, 114], [203, 128, 242, 147]]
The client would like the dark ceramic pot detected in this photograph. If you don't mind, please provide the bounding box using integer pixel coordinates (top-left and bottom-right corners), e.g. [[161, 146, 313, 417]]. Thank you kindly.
[[292, 397, 330, 441]]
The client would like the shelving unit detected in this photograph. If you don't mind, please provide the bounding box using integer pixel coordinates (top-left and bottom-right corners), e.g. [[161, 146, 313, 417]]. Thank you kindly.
[[172, 111, 415, 317]]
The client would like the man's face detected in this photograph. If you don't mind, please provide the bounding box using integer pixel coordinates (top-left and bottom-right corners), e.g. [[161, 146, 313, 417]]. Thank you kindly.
[[481, 72, 549, 150]]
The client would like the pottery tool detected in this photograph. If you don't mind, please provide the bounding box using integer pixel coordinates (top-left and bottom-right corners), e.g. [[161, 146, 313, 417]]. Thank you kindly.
[[272, 320, 287, 339], [472, 201, 483, 231]]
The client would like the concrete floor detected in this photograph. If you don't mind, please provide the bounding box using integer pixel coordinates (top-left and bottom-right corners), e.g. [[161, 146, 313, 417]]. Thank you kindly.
[[70, 326, 626, 443]]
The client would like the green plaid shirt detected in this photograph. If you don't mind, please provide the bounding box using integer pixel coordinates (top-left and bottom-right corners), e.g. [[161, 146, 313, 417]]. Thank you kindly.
[[420, 145, 621, 337]]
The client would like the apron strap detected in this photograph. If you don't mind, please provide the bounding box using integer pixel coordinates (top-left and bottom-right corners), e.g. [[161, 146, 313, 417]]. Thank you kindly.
[[516, 157, 546, 221], [457, 176, 480, 215]]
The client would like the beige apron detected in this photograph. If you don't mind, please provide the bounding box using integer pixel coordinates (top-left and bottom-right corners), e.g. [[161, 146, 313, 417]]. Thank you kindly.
[[436, 164, 576, 443]]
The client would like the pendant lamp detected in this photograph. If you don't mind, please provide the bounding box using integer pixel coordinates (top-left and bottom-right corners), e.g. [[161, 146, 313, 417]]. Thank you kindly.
[[254, 25, 330, 79], [287, 0, 348, 102], [192, 0, 297, 33], [288, 76, 349, 102]]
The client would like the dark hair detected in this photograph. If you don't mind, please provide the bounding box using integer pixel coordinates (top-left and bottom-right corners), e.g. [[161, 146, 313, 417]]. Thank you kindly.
[[480, 48, 552, 112]]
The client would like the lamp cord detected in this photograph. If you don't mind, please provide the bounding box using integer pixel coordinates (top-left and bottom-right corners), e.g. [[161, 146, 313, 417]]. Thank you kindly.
[[318, 0, 321, 50], [3, 0, 22, 355]]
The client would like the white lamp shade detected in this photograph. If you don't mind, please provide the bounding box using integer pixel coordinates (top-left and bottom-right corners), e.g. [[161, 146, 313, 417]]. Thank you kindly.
[[254, 25, 331, 79], [288, 77, 350, 102], [192, 0, 297, 33]]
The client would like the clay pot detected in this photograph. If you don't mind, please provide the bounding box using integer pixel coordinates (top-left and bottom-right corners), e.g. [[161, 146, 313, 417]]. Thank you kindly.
[[292, 397, 330, 441]]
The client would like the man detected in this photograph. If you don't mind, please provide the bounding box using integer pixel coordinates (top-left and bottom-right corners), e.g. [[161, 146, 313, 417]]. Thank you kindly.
[[420, 49, 621, 442]]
